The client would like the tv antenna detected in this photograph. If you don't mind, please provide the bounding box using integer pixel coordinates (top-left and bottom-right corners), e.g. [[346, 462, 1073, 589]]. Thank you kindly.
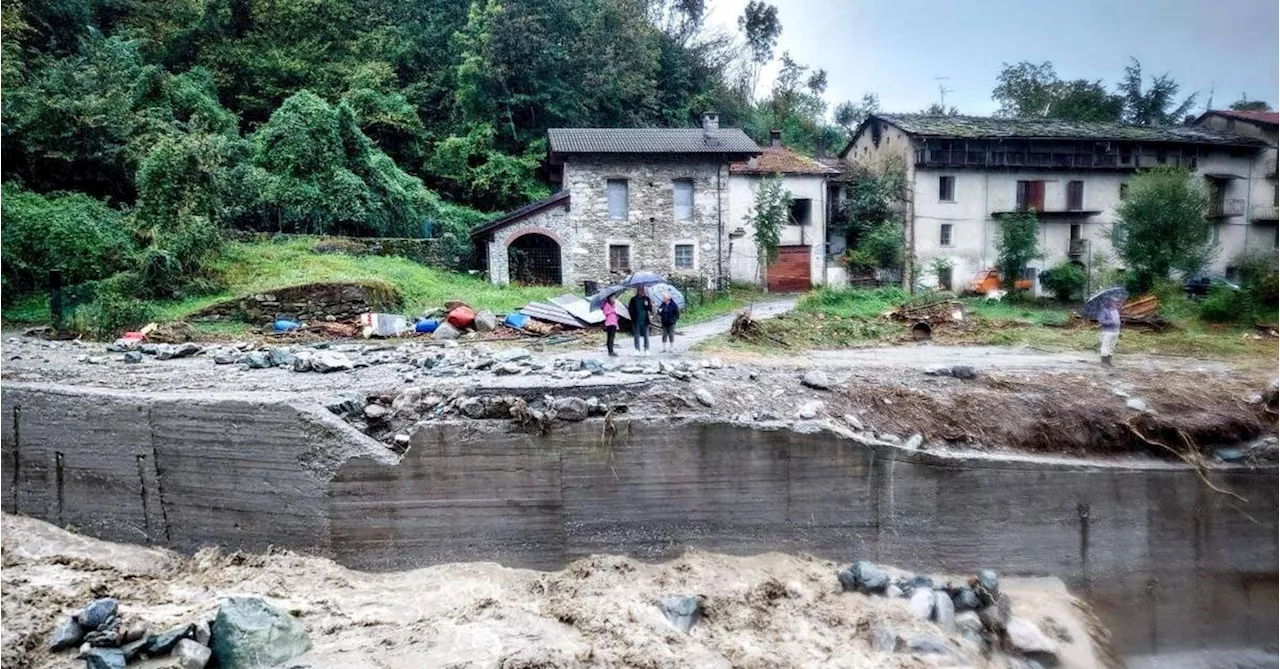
[[934, 77, 953, 108]]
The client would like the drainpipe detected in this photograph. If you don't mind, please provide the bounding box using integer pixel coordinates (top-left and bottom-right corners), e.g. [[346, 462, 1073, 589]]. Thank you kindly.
[[717, 162, 724, 290]]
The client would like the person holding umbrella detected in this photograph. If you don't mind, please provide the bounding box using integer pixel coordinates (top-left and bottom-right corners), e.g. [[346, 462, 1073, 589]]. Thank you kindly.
[[601, 293, 620, 357], [658, 290, 681, 354], [628, 285, 654, 356], [1097, 296, 1121, 367]]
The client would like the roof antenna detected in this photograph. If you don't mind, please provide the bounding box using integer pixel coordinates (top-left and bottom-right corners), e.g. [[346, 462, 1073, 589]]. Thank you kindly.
[[934, 77, 952, 111], [1203, 84, 1215, 114]]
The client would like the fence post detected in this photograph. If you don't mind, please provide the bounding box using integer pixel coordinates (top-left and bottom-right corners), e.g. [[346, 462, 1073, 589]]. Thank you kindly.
[[49, 269, 64, 331]]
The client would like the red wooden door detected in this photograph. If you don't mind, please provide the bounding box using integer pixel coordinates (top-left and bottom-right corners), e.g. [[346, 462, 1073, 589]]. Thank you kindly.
[[767, 246, 811, 292]]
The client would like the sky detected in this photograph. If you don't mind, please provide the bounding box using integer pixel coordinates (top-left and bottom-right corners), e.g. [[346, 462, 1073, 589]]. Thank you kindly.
[[703, 0, 1280, 117]]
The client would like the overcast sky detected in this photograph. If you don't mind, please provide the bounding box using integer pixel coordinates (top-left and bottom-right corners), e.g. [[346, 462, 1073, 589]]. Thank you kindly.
[[704, 0, 1280, 117]]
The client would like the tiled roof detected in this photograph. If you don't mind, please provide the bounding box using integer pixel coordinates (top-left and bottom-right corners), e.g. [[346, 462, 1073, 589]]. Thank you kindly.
[[870, 113, 1266, 146], [1197, 109, 1279, 126], [729, 146, 840, 175], [548, 128, 761, 155], [469, 190, 569, 239]]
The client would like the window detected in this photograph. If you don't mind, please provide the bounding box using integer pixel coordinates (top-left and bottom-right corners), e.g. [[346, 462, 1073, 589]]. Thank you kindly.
[[673, 179, 694, 220], [1119, 182, 1129, 200], [939, 176, 956, 202], [1070, 224, 1082, 241], [608, 244, 630, 271], [1120, 147, 1133, 165], [939, 223, 953, 247], [1016, 180, 1045, 212], [1156, 151, 1168, 165], [607, 180, 628, 220], [674, 244, 694, 269], [788, 198, 812, 226], [1067, 180, 1084, 211]]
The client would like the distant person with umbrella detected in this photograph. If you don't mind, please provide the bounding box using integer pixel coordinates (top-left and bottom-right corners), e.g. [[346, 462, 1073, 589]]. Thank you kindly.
[[601, 293, 620, 357], [1084, 287, 1126, 368], [628, 286, 654, 356], [658, 290, 681, 354]]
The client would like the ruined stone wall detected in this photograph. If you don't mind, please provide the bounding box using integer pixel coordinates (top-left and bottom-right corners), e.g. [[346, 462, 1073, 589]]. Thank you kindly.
[[2, 387, 1275, 657], [189, 281, 402, 323], [484, 202, 572, 286], [564, 155, 728, 285], [228, 232, 471, 270]]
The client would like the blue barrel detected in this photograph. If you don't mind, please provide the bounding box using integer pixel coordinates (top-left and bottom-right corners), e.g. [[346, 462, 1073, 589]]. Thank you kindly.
[[415, 319, 439, 333], [273, 319, 302, 333], [504, 313, 529, 329]]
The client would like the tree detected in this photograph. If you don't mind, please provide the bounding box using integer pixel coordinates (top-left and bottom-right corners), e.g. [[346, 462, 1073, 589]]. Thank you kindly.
[[748, 174, 792, 285], [922, 102, 960, 116], [992, 61, 1122, 122], [995, 210, 1040, 291], [840, 161, 907, 279], [1112, 166, 1214, 289], [834, 93, 879, 137], [1229, 96, 1273, 112], [738, 0, 779, 98], [1118, 58, 1197, 126]]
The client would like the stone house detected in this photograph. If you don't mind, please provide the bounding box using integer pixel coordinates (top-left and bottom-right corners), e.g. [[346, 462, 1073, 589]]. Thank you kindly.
[[472, 113, 760, 288], [838, 114, 1272, 293]]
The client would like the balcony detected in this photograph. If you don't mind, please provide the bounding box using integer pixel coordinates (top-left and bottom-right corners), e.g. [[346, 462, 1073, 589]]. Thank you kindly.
[[1206, 198, 1245, 218], [1251, 203, 1279, 221]]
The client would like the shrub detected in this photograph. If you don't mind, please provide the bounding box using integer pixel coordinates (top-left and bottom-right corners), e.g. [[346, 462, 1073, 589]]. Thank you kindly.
[[843, 248, 877, 273], [1199, 285, 1250, 324], [1235, 251, 1279, 308], [1039, 262, 1087, 302], [995, 210, 1040, 292], [929, 256, 954, 290], [68, 280, 156, 339], [860, 220, 906, 271]]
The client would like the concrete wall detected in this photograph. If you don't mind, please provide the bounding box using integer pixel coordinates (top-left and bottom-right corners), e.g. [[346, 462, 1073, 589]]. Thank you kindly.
[[3, 387, 1276, 657], [727, 173, 828, 287]]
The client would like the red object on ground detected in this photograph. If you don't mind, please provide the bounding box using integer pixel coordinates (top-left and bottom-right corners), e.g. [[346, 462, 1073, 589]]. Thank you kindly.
[[447, 306, 476, 329]]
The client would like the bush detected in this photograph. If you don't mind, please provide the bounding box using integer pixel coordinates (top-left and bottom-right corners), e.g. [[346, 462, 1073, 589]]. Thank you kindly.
[[68, 280, 156, 339], [1235, 251, 1279, 308], [843, 248, 877, 273], [859, 220, 906, 271], [1039, 262, 1087, 302], [1199, 285, 1250, 324]]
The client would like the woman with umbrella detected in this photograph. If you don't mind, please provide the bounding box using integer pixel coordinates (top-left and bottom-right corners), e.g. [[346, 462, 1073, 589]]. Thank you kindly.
[[629, 286, 654, 356], [1084, 287, 1126, 367]]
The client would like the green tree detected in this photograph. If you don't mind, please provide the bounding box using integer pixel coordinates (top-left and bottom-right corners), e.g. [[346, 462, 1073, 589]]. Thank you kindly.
[[834, 93, 879, 138], [1039, 261, 1087, 301], [840, 162, 907, 279], [0, 184, 136, 295], [1229, 96, 1273, 112], [992, 61, 1122, 122], [1118, 58, 1197, 126], [1111, 166, 1213, 289], [748, 175, 792, 284], [738, 0, 780, 98], [995, 210, 1040, 291]]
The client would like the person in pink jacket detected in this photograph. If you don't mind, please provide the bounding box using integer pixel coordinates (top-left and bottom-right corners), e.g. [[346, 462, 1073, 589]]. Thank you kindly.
[[601, 294, 620, 357]]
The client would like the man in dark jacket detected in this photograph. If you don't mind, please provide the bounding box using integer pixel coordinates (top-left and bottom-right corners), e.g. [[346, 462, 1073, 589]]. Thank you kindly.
[[628, 287, 653, 356], [658, 291, 680, 354]]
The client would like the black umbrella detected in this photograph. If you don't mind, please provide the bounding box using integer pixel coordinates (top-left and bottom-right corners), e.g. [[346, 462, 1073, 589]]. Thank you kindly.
[[587, 284, 628, 310], [1082, 286, 1127, 319]]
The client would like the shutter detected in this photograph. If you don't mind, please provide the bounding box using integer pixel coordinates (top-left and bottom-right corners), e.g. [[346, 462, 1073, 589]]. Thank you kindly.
[[607, 180, 628, 220], [673, 180, 693, 220]]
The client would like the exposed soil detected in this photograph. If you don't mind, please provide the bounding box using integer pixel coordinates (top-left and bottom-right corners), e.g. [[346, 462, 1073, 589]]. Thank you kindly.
[[1, 514, 1114, 669]]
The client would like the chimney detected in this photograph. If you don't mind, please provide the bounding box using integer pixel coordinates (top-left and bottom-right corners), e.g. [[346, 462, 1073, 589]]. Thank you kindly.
[[702, 111, 721, 146], [769, 129, 782, 148]]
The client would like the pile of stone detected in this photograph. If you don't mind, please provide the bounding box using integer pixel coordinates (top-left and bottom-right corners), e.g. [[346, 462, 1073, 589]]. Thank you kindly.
[[838, 561, 1062, 666], [48, 595, 310, 669]]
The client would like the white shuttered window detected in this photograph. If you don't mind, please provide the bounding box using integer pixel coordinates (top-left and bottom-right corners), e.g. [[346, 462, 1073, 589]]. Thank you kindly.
[[673, 179, 694, 220], [607, 180, 628, 220]]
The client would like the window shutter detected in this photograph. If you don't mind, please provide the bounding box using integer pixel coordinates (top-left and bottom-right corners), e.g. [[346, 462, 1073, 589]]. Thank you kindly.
[[673, 180, 694, 220], [607, 180, 628, 220]]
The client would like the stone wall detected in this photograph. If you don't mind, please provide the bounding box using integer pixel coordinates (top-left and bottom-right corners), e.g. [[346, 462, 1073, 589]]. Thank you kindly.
[[190, 281, 402, 323], [228, 231, 472, 270], [484, 202, 572, 286], [564, 155, 728, 285]]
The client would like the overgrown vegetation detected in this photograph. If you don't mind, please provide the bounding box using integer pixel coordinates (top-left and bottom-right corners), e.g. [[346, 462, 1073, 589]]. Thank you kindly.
[[994, 210, 1040, 292], [749, 175, 792, 280], [1038, 262, 1087, 302], [1112, 166, 1213, 291], [838, 161, 907, 281]]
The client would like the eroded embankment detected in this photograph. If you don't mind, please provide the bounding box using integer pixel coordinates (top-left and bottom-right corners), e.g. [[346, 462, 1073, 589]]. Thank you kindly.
[[1, 384, 1276, 658]]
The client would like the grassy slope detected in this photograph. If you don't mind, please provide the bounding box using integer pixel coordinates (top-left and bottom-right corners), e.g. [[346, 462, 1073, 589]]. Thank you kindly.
[[4, 237, 760, 329]]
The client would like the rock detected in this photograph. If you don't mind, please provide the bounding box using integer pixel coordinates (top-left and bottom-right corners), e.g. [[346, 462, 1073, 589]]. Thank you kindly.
[[837, 568, 858, 592], [878, 433, 901, 444], [144, 624, 195, 655], [122, 352, 143, 364], [267, 347, 296, 368], [1214, 447, 1247, 462], [1125, 397, 1148, 412], [76, 599, 118, 630], [694, 388, 715, 407], [885, 585, 904, 598], [659, 596, 701, 633], [311, 351, 354, 373], [801, 370, 832, 390], [553, 397, 588, 421], [87, 355, 110, 364], [495, 347, 531, 363], [494, 363, 524, 375], [923, 365, 949, 376], [795, 400, 824, 420], [120, 637, 148, 662], [122, 620, 149, 643], [872, 623, 901, 652], [49, 617, 84, 651], [670, 370, 692, 382], [85, 627, 121, 646], [213, 348, 243, 365], [842, 414, 864, 430], [459, 397, 486, 419], [933, 590, 956, 632], [82, 647, 126, 669], [905, 634, 951, 655], [474, 310, 498, 333], [952, 587, 981, 611], [394, 433, 411, 446], [950, 365, 976, 380], [908, 588, 934, 619], [1112, 388, 1131, 398], [363, 403, 390, 420], [1006, 617, 1060, 661], [173, 638, 212, 669], [242, 351, 272, 369], [585, 397, 604, 416], [903, 434, 924, 449], [1005, 658, 1047, 669], [582, 359, 604, 375], [855, 561, 889, 593], [955, 611, 983, 634], [433, 322, 460, 340], [621, 365, 643, 374], [1041, 617, 1072, 642], [210, 596, 311, 669], [642, 364, 660, 375], [977, 570, 1000, 599]]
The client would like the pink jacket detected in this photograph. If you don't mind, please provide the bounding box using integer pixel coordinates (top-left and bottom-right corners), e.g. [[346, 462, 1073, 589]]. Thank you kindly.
[[602, 300, 619, 327]]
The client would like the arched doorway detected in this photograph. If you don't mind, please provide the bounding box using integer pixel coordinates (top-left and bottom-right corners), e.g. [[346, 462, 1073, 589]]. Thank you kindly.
[[508, 233, 562, 285]]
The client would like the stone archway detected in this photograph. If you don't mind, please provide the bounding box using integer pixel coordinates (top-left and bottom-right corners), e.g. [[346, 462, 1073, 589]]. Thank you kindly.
[[508, 232, 562, 285]]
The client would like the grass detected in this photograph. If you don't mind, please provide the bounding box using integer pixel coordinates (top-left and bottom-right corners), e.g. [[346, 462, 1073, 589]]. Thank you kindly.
[[2, 236, 765, 334]]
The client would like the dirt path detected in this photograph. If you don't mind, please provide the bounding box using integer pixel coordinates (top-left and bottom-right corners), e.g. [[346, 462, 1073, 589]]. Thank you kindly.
[[674, 295, 799, 352], [766, 344, 1236, 374]]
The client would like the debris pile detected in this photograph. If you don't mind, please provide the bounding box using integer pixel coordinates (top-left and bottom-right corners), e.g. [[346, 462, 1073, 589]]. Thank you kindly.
[[886, 292, 966, 325], [728, 310, 785, 346], [1119, 294, 1171, 331], [45, 595, 309, 669]]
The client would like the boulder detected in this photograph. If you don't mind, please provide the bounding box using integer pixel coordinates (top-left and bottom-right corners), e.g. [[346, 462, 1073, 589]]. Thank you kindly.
[[82, 647, 126, 669], [123, 352, 143, 364], [210, 596, 311, 669], [458, 397, 486, 419], [977, 570, 1000, 599], [242, 351, 272, 369], [493, 363, 525, 375], [76, 599, 119, 630], [121, 637, 148, 662], [291, 353, 313, 372], [474, 310, 498, 333], [49, 617, 84, 651], [932, 590, 956, 632], [582, 359, 604, 375], [311, 351, 354, 373], [842, 414, 864, 430], [1006, 616, 1060, 662], [885, 585, 904, 599], [363, 403, 390, 420], [872, 623, 900, 652], [796, 400, 824, 420], [433, 322, 461, 340], [903, 434, 924, 449], [553, 397, 588, 421], [952, 587, 981, 611], [694, 388, 716, 407], [1125, 397, 1148, 412], [908, 588, 934, 620], [267, 347, 296, 368], [801, 370, 832, 390], [659, 596, 701, 634], [174, 638, 212, 669], [495, 347, 531, 363], [905, 634, 951, 655], [144, 624, 195, 655], [955, 611, 983, 635], [855, 561, 889, 593], [950, 365, 977, 380], [213, 348, 242, 365]]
